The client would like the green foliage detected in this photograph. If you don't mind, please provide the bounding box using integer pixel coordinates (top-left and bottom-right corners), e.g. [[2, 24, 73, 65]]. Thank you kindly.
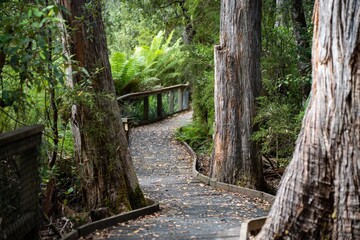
[[253, 95, 305, 164], [0, 0, 317, 206], [183, 43, 216, 150], [176, 121, 213, 154], [111, 52, 143, 94], [184, 0, 220, 44], [191, 68, 214, 127], [116, 0, 221, 154], [250, 0, 313, 163], [252, 72, 308, 163], [179, 0, 219, 149], [104, 1, 177, 54], [105, 0, 219, 120], [262, 25, 298, 82], [0, 1, 67, 125], [39, 156, 80, 205], [0, 1, 82, 209], [110, 30, 188, 95]]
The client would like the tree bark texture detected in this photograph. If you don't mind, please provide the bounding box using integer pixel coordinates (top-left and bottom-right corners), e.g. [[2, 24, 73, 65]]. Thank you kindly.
[[59, 0, 146, 213], [256, 1, 360, 239], [211, 0, 266, 189]]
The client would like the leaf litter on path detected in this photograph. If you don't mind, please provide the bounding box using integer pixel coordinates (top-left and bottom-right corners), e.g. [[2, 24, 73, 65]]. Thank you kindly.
[[84, 111, 270, 239]]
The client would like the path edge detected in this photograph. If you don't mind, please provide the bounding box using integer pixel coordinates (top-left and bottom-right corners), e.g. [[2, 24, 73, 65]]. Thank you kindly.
[[61, 198, 160, 240], [181, 141, 275, 203], [180, 141, 273, 239]]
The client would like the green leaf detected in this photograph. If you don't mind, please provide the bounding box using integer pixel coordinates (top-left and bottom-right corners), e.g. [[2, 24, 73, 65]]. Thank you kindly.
[[32, 8, 43, 17], [65, 187, 74, 195], [0, 34, 12, 44], [10, 55, 19, 66]]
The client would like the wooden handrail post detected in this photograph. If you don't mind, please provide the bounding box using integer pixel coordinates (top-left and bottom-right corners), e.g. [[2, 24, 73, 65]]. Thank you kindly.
[[184, 89, 189, 110], [177, 88, 183, 111], [169, 91, 174, 114], [144, 96, 149, 123], [157, 93, 162, 119]]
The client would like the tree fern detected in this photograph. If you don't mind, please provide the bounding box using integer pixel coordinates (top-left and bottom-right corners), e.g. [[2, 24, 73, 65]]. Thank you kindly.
[[110, 30, 187, 95]]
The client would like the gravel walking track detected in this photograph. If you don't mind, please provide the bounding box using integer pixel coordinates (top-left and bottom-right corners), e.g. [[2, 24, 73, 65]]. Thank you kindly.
[[86, 111, 269, 240]]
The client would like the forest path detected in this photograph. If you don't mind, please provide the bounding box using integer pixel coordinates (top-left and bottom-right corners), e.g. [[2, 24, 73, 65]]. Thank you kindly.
[[91, 111, 269, 239]]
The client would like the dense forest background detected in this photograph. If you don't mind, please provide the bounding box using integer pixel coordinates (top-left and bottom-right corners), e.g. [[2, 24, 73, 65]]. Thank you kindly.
[[3, 1, 360, 238], [0, 0, 314, 224]]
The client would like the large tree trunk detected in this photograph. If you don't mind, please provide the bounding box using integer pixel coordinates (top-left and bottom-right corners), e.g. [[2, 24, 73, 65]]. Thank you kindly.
[[59, 0, 146, 213], [210, 0, 266, 190], [256, 0, 360, 238]]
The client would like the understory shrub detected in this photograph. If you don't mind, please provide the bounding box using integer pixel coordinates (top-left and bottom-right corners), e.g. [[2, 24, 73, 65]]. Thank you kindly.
[[175, 121, 213, 154], [110, 30, 188, 95], [253, 75, 308, 166]]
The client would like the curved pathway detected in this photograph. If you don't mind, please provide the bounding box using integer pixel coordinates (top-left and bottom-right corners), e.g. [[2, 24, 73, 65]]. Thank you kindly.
[[92, 111, 269, 239]]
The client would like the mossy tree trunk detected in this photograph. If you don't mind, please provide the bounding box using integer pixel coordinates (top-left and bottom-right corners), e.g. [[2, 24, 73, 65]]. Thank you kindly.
[[210, 0, 266, 190], [256, 0, 360, 238], [59, 0, 146, 213]]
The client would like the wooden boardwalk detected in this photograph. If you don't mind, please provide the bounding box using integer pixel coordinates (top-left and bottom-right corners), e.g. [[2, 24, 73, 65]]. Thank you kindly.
[[87, 111, 269, 239]]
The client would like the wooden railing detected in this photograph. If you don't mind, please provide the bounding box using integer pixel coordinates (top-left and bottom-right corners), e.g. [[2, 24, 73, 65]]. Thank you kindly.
[[117, 83, 190, 126], [0, 124, 44, 240]]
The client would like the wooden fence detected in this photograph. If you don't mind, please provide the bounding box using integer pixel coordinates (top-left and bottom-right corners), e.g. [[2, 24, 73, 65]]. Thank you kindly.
[[0, 124, 44, 240], [117, 83, 190, 126]]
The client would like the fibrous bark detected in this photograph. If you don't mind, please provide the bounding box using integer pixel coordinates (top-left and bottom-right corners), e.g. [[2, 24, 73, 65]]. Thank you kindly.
[[59, 0, 146, 213], [256, 0, 360, 238], [211, 0, 266, 189]]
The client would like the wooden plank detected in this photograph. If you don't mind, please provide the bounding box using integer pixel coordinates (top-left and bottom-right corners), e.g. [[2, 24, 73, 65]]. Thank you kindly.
[[143, 96, 149, 122], [169, 91, 174, 114], [157, 93, 162, 119], [117, 83, 189, 101], [0, 124, 44, 147], [177, 88, 183, 111]]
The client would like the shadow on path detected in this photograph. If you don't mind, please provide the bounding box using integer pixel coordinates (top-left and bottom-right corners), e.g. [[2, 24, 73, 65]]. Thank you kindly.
[[91, 111, 269, 239]]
